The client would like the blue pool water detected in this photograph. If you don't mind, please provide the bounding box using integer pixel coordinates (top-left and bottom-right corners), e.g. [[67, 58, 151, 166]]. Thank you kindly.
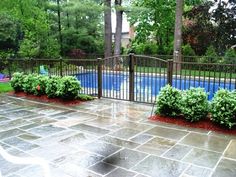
[[76, 72, 235, 100]]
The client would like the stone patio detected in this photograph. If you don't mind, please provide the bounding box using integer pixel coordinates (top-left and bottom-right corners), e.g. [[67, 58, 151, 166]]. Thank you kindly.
[[0, 94, 236, 177]]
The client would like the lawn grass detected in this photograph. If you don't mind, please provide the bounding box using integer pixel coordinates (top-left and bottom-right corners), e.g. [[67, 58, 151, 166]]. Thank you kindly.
[[0, 82, 13, 93], [135, 66, 236, 79]]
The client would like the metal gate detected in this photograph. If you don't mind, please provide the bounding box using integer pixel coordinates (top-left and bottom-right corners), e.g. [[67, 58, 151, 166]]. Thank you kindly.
[[98, 54, 169, 103]]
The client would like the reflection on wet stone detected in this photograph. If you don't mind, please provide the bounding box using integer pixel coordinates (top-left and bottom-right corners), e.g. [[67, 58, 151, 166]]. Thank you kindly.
[[89, 162, 116, 175], [59, 163, 102, 177], [132, 155, 188, 177], [180, 132, 230, 152], [3, 137, 39, 151], [83, 141, 121, 157], [0, 116, 10, 122], [0, 128, 26, 140], [1, 110, 37, 119], [28, 125, 65, 137], [18, 133, 41, 141], [70, 123, 110, 136], [109, 128, 140, 139], [54, 151, 103, 168], [146, 126, 188, 140], [0, 119, 31, 131], [224, 140, 236, 159], [183, 148, 221, 168], [163, 144, 192, 160], [184, 165, 212, 177], [130, 134, 153, 144], [19, 123, 41, 130], [105, 168, 136, 177], [30, 117, 56, 124], [60, 132, 97, 146], [212, 158, 236, 177], [137, 137, 176, 156], [99, 136, 140, 149], [104, 148, 147, 169]]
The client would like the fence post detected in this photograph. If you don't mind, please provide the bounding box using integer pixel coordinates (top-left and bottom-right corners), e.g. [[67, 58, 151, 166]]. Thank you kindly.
[[7, 59, 12, 79], [97, 58, 102, 99], [129, 53, 135, 101], [167, 59, 173, 86], [60, 57, 63, 77], [30, 58, 34, 74]]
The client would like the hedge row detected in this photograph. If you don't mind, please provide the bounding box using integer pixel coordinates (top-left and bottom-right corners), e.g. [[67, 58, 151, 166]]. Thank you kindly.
[[155, 85, 236, 129], [10, 72, 93, 100]]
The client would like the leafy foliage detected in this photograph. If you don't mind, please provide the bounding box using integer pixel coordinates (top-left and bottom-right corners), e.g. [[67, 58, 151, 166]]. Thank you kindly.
[[0, 13, 19, 52], [155, 85, 182, 117], [128, 0, 175, 54], [211, 89, 236, 129], [22, 74, 38, 94], [45, 76, 61, 98], [131, 42, 158, 55], [10, 73, 84, 100], [10, 72, 25, 92], [224, 48, 236, 64], [31, 75, 49, 96], [200, 45, 219, 63], [18, 31, 40, 58], [56, 76, 82, 100], [183, 0, 236, 55], [181, 87, 209, 122], [182, 44, 195, 56]]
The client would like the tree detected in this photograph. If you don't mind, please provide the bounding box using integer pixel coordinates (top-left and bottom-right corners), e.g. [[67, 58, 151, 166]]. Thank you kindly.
[[61, 0, 104, 55], [212, 0, 236, 55], [183, 1, 215, 55], [183, 0, 236, 55], [104, 0, 112, 58], [173, 0, 184, 63], [114, 0, 123, 56], [0, 13, 19, 54], [128, 0, 176, 54]]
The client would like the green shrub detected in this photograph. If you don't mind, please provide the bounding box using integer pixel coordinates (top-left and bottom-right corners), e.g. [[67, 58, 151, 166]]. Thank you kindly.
[[78, 94, 94, 101], [45, 76, 61, 98], [211, 89, 236, 129], [31, 75, 49, 96], [200, 45, 218, 63], [56, 76, 82, 100], [10, 72, 25, 92], [22, 74, 38, 94], [224, 48, 236, 64], [181, 87, 209, 122], [182, 44, 195, 56], [155, 85, 182, 117]]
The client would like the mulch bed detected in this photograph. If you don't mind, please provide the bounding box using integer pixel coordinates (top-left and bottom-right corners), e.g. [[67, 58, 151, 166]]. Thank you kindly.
[[149, 115, 236, 135], [8, 91, 84, 106]]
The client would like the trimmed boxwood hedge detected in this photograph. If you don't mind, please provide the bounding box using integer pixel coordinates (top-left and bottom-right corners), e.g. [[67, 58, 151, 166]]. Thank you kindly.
[[210, 89, 236, 129], [10, 72, 93, 101], [155, 85, 236, 129], [155, 84, 182, 117]]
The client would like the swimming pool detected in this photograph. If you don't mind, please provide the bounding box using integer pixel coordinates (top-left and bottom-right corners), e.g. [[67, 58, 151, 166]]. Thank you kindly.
[[76, 72, 235, 102]]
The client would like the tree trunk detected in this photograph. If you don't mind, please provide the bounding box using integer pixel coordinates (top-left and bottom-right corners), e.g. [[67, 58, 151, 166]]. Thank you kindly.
[[114, 0, 123, 56], [173, 0, 184, 69], [104, 0, 112, 59], [57, 0, 63, 55], [66, 12, 70, 28]]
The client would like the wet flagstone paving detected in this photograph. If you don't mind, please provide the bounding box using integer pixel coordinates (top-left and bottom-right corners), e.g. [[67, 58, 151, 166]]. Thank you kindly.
[[0, 94, 236, 177]]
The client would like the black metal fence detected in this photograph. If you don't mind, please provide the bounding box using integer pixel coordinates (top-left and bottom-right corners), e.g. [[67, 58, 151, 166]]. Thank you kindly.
[[0, 54, 235, 103]]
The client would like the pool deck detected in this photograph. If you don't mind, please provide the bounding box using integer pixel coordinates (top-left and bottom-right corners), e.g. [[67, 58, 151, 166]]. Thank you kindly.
[[0, 94, 236, 177]]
